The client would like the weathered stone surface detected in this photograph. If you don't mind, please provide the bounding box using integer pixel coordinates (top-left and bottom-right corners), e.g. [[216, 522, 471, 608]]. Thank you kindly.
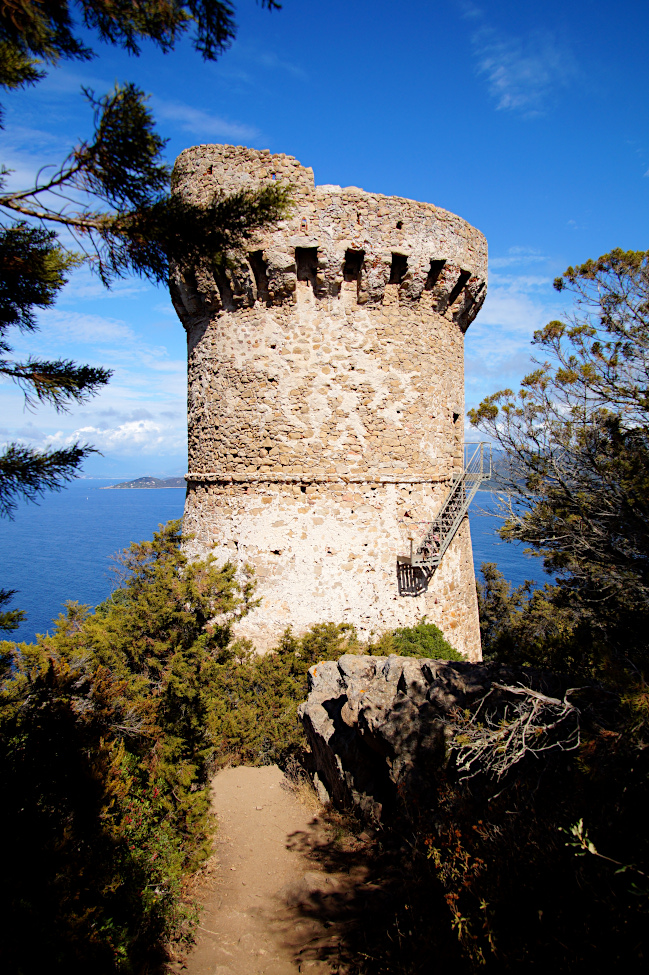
[[172, 145, 488, 656], [299, 654, 574, 821]]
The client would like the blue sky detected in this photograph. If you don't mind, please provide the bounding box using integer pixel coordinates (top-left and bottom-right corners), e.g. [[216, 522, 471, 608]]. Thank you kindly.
[[1, 0, 648, 477]]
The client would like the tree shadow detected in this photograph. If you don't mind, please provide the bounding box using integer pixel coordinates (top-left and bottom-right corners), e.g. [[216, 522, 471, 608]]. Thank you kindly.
[[274, 806, 469, 975]]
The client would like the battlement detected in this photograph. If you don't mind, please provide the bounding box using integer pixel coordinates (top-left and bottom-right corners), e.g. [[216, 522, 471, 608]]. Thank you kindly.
[[172, 145, 487, 332]]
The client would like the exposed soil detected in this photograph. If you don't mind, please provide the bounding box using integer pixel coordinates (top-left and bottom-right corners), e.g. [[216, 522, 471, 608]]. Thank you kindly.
[[172, 765, 357, 975]]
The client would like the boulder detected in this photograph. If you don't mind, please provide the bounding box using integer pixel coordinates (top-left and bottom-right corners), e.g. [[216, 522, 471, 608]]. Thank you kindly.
[[298, 654, 578, 821]]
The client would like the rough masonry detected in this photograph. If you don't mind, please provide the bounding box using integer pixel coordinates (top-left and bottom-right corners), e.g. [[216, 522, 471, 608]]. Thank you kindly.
[[170, 145, 487, 657]]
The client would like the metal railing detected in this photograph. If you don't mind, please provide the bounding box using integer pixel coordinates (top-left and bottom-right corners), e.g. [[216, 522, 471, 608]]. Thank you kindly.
[[397, 442, 491, 596]]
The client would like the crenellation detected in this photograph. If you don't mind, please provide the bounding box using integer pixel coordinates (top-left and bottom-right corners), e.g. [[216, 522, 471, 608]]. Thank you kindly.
[[172, 144, 487, 658]]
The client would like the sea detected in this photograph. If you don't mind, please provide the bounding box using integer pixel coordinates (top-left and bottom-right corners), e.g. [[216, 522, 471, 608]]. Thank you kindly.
[[0, 482, 551, 645]]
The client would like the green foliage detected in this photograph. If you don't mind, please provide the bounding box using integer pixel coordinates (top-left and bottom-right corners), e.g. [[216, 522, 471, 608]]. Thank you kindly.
[[0, 442, 102, 518], [373, 620, 463, 660], [127, 181, 292, 285], [0, 520, 246, 972], [475, 562, 597, 676], [0, 513, 468, 970], [417, 686, 649, 971], [204, 619, 461, 770], [207, 623, 360, 767], [0, 222, 79, 329], [457, 250, 649, 966], [0, 0, 288, 558], [77, 82, 169, 209], [0, 586, 25, 632], [0, 657, 196, 973], [311, 683, 649, 973], [0, 222, 107, 519], [275, 669, 649, 973], [0, 40, 45, 95], [0, 2, 279, 95], [470, 249, 649, 679]]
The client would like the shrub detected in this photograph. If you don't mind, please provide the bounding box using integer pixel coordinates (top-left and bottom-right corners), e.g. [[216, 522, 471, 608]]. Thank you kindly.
[[372, 620, 463, 660], [207, 622, 360, 767], [0, 519, 466, 972], [0, 520, 245, 974]]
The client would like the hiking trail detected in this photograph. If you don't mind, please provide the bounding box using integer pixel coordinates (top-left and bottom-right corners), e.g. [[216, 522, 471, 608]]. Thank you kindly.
[[173, 764, 361, 975]]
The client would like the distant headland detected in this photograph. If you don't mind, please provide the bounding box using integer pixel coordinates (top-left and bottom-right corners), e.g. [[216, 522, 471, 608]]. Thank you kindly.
[[102, 476, 186, 490]]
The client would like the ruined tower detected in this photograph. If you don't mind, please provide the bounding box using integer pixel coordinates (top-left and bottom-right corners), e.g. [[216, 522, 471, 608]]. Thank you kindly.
[[171, 145, 487, 659]]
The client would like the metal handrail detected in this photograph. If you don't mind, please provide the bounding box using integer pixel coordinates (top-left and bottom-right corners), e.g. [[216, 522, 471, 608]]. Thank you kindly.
[[397, 443, 491, 588]]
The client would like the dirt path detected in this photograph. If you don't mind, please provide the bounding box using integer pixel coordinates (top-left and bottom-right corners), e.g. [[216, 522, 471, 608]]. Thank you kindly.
[[174, 765, 350, 975]]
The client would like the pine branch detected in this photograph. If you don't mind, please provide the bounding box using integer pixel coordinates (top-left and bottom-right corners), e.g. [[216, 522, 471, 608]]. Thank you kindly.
[[1, 358, 112, 410], [0, 587, 26, 632], [0, 442, 98, 518]]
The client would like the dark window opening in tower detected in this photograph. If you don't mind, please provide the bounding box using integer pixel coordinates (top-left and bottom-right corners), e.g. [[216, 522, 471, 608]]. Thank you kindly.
[[425, 259, 446, 290], [343, 249, 365, 282], [249, 250, 269, 301], [448, 270, 471, 306], [295, 247, 318, 289], [389, 253, 408, 285], [453, 412, 460, 424], [214, 268, 234, 309]]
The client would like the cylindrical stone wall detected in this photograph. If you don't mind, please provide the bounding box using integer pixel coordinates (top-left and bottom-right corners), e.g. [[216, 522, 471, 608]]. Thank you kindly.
[[171, 145, 487, 659]]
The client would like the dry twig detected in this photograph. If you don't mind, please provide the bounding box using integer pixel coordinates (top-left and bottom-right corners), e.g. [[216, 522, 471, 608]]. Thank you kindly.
[[449, 683, 580, 780]]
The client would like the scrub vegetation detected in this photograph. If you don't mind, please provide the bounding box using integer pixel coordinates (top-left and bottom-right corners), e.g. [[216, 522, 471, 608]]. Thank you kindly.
[[0, 519, 459, 973]]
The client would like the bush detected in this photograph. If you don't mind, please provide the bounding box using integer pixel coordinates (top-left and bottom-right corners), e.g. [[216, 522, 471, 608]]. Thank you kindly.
[[0, 518, 466, 972], [0, 658, 198, 973], [476, 562, 602, 679], [0, 520, 246, 974], [372, 620, 463, 660], [207, 622, 360, 767]]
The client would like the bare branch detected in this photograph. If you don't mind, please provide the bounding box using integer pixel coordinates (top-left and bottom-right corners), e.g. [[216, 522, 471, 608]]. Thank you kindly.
[[449, 684, 581, 781]]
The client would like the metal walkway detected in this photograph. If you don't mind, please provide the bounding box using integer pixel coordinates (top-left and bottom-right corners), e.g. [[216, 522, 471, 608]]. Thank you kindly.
[[397, 442, 491, 596]]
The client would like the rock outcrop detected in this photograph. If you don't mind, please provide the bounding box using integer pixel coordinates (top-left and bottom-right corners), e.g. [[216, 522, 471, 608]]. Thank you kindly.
[[299, 654, 579, 821]]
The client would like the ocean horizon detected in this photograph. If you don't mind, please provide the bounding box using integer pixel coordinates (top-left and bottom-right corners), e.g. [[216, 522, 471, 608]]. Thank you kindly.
[[0, 481, 552, 646]]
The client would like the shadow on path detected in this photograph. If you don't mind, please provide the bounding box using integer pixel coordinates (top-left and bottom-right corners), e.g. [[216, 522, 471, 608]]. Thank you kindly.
[[279, 806, 467, 975]]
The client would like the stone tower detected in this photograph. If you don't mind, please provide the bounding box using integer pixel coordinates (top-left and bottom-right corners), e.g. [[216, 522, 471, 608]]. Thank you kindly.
[[171, 145, 487, 659]]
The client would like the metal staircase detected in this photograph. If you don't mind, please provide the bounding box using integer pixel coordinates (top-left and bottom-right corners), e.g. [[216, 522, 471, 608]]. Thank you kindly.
[[397, 442, 491, 596]]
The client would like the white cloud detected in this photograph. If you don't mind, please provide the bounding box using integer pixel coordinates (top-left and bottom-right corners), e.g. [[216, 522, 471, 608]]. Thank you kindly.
[[0, 125, 71, 191], [477, 285, 551, 333], [248, 49, 307, 79], [465, 250, 567, 408], [152, 300, 179, 319], [138, 353, 186, 378], [24, 65, 113, 99], [58, 268, 151, 302], [43, 417, 186, 456], [88, 407, 155, 430], [218, 45, 307, 85], [13, 422, 47, 442], [152, 98, 259, 141], [489, 247, 546, 269], [34, 309, 137, 345], [3, 298, 187, 459], [462, 8, 579, 116]]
